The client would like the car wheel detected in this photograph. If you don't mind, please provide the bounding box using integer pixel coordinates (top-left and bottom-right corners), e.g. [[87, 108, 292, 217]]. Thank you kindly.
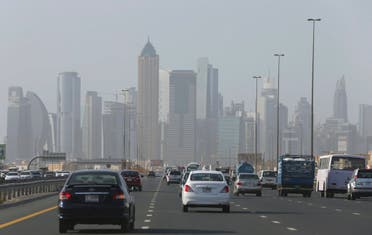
[[167, 181, 170, 185], [256, 192, 262, 197], [351, 193, 356, 200], [138, 186, 142, 192], [223, 205, 230, 213], [120, 221, 131, 232], [59, 220, 68, 233], [130, 206, 136, 230], [183, 205, 188, 212]]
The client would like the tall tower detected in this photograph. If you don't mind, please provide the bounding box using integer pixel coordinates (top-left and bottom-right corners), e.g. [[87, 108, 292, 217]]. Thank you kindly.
[[166, 70, 197, 165], [137, 39, 160, 161], [57, 72, 82, 159], [333, 76, 348, 122], [82, 91, 102, 159]]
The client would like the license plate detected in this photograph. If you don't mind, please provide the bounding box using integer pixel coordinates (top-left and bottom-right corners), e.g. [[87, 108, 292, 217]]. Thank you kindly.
[[85, 195, 99, 203], [202, 187, 211, 193]]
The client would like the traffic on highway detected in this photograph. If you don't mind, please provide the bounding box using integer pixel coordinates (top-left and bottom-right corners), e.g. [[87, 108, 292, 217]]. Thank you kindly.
[[1, 155, 372, 235]]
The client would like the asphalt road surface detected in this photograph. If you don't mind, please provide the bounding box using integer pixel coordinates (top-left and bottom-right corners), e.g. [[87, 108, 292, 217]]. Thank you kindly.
[[1, 177, 372, 235]]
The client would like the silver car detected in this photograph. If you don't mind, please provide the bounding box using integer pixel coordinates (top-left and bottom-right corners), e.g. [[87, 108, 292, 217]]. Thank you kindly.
[[347, 168, 372, 200], [233, 173, 262, 197]]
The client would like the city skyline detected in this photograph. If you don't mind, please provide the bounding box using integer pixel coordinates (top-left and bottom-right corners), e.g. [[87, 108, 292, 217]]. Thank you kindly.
[[1, 1, 372, 139]]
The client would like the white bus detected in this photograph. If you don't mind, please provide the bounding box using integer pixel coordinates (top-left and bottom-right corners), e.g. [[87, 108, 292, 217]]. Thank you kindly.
[[316, 154, 366, 198]]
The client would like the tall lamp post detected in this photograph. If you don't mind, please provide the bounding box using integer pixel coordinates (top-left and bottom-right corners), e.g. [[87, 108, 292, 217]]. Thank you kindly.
[[307, 18, 321, 159], [253, 75, 262, 172], [274, 53, 284, 169]]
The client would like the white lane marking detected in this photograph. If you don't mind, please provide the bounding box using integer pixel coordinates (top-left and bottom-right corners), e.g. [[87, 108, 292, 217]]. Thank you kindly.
[[141, 226, 150, 230], [272, 221, 281, 224], [146, 214, 153, 217], [287, 227, 297, 231], [260, 215, 267, 219], [149, 206, 155, 209], [144, 219, 151, 223], [235, 204, 240, 207], [231, 201, 235, 204], [352, 212, 361, 216], [297, 201, 303, 203], [288, 199, 293, 202], [243, 208, 248, 210], [148, 209, 154, 212], [321, 206, 327, 209], [356, 201, 361, 204], [307, 203, 313, 206], [335, 209, 342, 212]]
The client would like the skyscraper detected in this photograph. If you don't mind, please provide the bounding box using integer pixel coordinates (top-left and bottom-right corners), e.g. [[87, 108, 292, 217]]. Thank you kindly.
[[196, 57, 209, 119], [358, 104, 372, 151], [26, 91, 52, 156], [82, 91, 102, 159], [294, 97, 311, 155], [165, 70, 197, 165], [137, 39, 160, 161], [57, 72, 82, 159], [6, 87, 33, 161], [159, 69, 170, 123], [333, 76, 348, 122], [103, 101, 124, 159]]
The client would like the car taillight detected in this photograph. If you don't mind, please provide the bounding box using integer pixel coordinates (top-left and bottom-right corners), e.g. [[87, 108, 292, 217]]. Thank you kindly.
[[184, 184, 193, 192], [354, 175, 358, 180], [237, 181, 243, 186], [113, 192, 125, 200], [220, 185, 229, 193], [59, 191, 71, 200]]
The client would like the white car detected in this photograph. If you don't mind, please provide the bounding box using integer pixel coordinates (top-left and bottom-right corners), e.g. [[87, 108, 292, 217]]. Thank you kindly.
[[166, 170, 181, 185], [258, 170, 277, 189], [5, 172, 20, 181], [181, 170, 230, 213]]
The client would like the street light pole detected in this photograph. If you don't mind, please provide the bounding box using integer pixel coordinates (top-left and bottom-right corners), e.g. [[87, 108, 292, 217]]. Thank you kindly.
[[307, 18, 321, 159], [253, 75, 262, 172], [274, 53, 284, 170]]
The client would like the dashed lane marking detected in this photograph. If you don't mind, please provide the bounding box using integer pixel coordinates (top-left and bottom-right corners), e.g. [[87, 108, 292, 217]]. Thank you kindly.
[[321, 206, 327, 209], [352, 212, 361, 216], [148, 209, 154, 213], [146, 214, 153, 217], [235, 204, 240, 207], [243, 208, 248, 210], [307, 203, 313, 206], [144, 219, 151, 223], [272, 221, 281, 224], [149, 206, 155, 209], [141, 226, 150, 230], [287, 227, 297, 231], [335, 209, 342, 212], [260, 215, 267, 219]]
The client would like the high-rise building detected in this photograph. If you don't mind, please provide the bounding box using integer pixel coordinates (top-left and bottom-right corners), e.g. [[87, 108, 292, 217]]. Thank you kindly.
[[239, 112, 255, 154], [358, 104, 372, 152], [196, 57, 209, 120], [216, 116, 240, 166], [103, 101, 124, 159], [6, 87, 33, 161], [57, 72, 82, 159], [333, 76, 348, 122], [207, 67, 219, 118], [123, 87, 137, 163], [137, 40, 160, 161], [165, 70, 197, 165], [82, 91, 102, 159], [294, 97, 311, 155], [159, 69, 170, 123], [48, 113, 57, 152], [26, 91, 52, 156]]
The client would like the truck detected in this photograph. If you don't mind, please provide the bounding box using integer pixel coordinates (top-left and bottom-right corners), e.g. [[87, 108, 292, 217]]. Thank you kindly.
[[232, 162, 255, 180], [277, 154, 315, 198]]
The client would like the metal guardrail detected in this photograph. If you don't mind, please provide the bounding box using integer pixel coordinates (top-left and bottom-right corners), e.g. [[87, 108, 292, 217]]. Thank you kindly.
[[0, 179, 66, 204]]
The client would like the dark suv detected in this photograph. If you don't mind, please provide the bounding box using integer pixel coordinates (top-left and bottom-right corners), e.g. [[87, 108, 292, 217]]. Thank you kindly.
[[120, 170, 142, 191]]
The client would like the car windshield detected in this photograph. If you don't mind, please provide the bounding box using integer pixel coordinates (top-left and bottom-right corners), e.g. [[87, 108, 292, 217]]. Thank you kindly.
[[121, 171, 139, 177], [7, 172, 18, 176], [357, 170, 372, 178], [263, 171, 277, 177], [331, 157, 365, 170], [190, 173, 224, 181], [282, 160, 314, 178], [68, 172, 119, 185], [239, 174, 259, 179]]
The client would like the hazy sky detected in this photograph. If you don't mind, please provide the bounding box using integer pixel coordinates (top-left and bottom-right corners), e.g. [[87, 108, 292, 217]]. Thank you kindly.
[[1, 0, 372, 140]]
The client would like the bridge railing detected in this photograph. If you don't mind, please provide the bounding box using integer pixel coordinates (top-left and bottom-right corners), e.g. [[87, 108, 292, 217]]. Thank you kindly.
[[0, 179, 66, 204]]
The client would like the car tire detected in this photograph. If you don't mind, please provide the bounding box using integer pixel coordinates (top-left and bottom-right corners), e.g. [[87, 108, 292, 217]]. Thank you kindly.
[[138, 186, 142, 192], [183, 205, 188, 212], [351, 193, 356, 200], [167, 181, 170, 185], [256, 192, 262, 197], [223, 205, 230, 213], [130, 206, 136, 230], [59, 220, 68, 233], [120, 221, 131, 232]]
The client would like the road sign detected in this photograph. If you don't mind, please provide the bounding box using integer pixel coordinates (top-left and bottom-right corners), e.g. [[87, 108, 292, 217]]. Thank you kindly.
[[0, 144, 5, 160]]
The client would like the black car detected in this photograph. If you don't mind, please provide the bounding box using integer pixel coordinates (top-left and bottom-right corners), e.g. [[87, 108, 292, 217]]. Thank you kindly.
[[58, 170, 135, 233], [148, 171, 156, 177]]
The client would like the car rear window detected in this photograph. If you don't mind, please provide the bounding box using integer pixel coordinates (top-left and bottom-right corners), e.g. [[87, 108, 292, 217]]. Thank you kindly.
[[7, 172, 18, 176], [358, 170, 372, 178], [239, 174, 259, 179], [121, 171, 139, 177], [263, 171, 277, 177], [68, 172, 119, 185], [190, 173, 224, 181], [170, 171, 181, 175]]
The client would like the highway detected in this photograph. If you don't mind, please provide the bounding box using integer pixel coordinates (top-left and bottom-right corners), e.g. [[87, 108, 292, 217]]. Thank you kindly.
[[1, 177, 372, 235]]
